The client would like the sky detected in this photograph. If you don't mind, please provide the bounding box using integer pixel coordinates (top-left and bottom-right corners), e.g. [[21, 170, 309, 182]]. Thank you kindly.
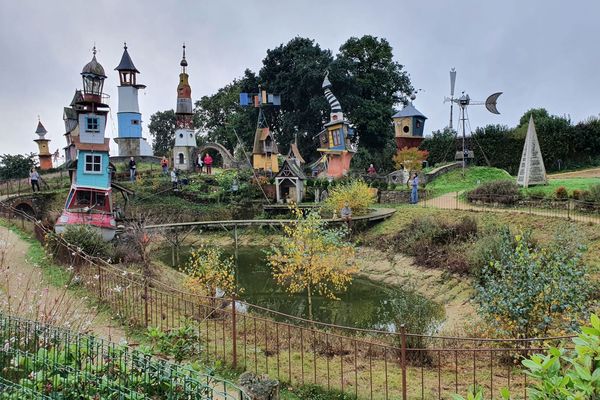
[[1, 0, 599, 157]]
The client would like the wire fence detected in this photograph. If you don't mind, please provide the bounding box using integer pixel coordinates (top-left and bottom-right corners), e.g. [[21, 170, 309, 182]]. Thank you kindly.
[[0, 199, 575, 399], [422, 191, 600, 225], [0, 313, 249, 399]]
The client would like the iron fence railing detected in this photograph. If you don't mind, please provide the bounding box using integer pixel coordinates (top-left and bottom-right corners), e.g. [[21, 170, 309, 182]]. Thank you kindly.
[[0, 199, 578, 399], [0, 312, 249, 400]]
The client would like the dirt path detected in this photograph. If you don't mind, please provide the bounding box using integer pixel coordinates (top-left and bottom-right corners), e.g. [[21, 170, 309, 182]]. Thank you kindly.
[[548, 167, 600, 179], [355, 247, 478, 335], [0, 226, 125, 342]]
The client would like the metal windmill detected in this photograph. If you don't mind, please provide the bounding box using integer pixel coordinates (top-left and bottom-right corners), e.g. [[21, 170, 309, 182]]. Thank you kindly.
[[444, 68, 502, 173]]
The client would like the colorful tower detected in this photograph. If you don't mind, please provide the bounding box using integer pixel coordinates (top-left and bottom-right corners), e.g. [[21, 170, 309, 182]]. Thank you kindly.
[[173, 44, 196, 171], [113, 43, 153, 157], [392, 94, 427, 151], [55, 47, 116, 241], [316, 71, 355, 178], [34, 119, 53, 170]]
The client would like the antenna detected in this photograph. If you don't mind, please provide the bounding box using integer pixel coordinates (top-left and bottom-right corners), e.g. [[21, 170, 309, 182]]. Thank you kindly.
[[443, 68, 503, 175]]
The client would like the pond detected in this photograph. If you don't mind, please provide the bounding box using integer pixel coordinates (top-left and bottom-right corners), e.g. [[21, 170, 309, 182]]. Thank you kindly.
[[157, 245, 444, 332]]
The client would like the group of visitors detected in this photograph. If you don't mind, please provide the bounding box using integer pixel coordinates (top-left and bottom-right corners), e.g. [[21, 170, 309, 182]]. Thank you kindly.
[[197, 153, 213, 174]]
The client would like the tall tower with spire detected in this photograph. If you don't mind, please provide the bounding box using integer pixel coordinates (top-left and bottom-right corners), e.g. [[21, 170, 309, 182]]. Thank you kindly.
[[34, 119, 53, 170], [113, 43, 153, 157], [316, 71, 356, 178], [173, 44, 196, 171]]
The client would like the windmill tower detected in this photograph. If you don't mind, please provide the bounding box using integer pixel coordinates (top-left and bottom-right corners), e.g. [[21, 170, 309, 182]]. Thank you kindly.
[[444, 68, 502, 172]]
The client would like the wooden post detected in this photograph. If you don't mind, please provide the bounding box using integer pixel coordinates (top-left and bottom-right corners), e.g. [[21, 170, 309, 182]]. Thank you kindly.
[[401, 324, 407, 400]]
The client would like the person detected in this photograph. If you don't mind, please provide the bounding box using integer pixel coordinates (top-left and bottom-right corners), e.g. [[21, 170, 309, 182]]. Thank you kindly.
[[367, 164, 376, 176], [203, 153, 213, 175], [197, 153, 203, 173], [161, 156, 169, 175], [170, 167, 178, 191], [129, 157, 137, 182], [340, 202, 352, 230], [30, 168, 40, 192], [410, 172, 420, 204]]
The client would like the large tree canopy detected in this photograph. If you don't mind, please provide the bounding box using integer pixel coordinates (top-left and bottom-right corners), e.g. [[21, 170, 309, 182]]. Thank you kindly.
[[148, 110, 177, 157], [0, 153, 37, 180]]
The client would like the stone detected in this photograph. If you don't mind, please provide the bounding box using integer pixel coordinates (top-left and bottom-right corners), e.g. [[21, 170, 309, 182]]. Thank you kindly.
[[238, 371, 280, 400]]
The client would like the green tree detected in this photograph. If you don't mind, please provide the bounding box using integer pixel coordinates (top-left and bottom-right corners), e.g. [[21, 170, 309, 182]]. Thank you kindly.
[[259, 37, 333, 157], [332, 35, 413, 171], [476, 228, 591, 338], [0, 153, 37, 180], [420, 127, 456, 166], [194, 69, 259, 151], [148, 110, 177, 157]]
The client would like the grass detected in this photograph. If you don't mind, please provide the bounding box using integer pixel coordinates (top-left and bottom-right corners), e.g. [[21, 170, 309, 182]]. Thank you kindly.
[[425, 167, 512, 197], [521, 177, 600, 197]]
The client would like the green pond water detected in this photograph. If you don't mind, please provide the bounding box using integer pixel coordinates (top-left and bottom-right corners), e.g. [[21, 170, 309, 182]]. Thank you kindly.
[[158, 245, 444, 332]]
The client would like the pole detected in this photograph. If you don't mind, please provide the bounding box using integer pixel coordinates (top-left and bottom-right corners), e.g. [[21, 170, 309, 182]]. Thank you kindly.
[[400, 324, 407, 400], [232, 296, 237, 369], [462, 106, 466, 176]]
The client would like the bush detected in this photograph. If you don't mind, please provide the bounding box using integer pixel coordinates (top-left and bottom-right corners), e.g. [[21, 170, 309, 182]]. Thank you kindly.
[[290, 384, 358, 400], [584, 184, 600, 203], [49, 225, 113, 259], [466, 180, 520, 204], [572, 189, 583, 200], [323, 180, 376, 216], [554, 186, 568, 200]]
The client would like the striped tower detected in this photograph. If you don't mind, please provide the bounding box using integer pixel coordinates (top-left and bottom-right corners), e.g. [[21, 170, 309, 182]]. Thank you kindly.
[[173, 44, 196, 171]]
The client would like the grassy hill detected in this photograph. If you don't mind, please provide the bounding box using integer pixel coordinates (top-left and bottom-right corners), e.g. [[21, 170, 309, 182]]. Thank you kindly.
[[426, 166, 512, 197]]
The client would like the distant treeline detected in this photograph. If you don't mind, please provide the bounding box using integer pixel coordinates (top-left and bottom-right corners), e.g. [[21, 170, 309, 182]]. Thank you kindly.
[[421, 108, 600, 174]]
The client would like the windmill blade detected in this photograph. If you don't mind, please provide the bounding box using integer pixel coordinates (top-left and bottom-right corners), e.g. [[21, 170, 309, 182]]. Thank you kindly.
[[450, 68, 456, 96], [485, 92, 502, 114]]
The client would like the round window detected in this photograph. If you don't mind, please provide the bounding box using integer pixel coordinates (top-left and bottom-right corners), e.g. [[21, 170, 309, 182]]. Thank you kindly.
[[403, 126, 410, 133], [179, 133, 183, 138]]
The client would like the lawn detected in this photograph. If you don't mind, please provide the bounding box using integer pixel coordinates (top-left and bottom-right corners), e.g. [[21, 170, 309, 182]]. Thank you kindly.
[[425, 166, 512, 197], [521, 177, 600, 197]]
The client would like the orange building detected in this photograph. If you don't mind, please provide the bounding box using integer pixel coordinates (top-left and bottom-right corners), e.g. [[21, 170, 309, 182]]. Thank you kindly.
[[34, 120, 53, 170]]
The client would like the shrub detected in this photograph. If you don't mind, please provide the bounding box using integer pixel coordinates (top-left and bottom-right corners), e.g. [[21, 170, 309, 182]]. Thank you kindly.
[[584, 184, 600, 203], [49, 225, 113, 259], [554, 186, 568, 200], [466, 180, 520, 204], [323, 180, 376, 216], [291, 384, 358, 400], [476, 228, 591, 338], [571, 189, 583, 200], [183, 244, 237, 297]]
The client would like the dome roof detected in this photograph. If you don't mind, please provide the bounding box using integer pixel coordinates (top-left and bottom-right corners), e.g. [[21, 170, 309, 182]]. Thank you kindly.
[[81, 47, 106, 77]]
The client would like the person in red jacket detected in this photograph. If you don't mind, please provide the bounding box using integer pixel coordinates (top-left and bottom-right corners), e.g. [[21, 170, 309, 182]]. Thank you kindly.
[[203, 153, 213, 175]]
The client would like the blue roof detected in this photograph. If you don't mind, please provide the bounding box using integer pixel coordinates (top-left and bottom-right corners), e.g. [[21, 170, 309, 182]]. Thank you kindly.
[[392, 103, 427, 119]]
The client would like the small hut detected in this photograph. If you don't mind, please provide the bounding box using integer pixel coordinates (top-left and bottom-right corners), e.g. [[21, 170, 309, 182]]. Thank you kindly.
[[275, 157, 306, 204]]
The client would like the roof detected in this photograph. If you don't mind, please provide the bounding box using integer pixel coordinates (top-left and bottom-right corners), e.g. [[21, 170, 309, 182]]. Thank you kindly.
[[288, 143, 305, 164], [70, 90, 83, 106], [392, 103, 427, 119], [252, 127, 279, 154], [114, 44, 139, 73], [276, 158, 307, 180], [35, 121, 47, 135], [81, 49, 106, 78], [63, 107, 77, 120]]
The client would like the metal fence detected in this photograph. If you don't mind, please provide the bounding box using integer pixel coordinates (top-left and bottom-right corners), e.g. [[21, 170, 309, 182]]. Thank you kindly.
[[422, 191, 600, 225], [0, 200, 575, 399], [0, 312, 249, 399]]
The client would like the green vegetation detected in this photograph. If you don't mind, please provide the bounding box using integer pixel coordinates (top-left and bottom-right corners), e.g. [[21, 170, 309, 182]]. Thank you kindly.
[[425, 166, 512, 197], [454, 314, 600, 399], [323, 179, 376, 216], [281, 384, 358, 400], [521, 177, 600, 198], [47, 224, 113, 259]]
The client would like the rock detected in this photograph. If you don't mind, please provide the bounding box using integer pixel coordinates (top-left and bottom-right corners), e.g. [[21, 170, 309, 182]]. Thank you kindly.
[[238, 371, 279, 400]]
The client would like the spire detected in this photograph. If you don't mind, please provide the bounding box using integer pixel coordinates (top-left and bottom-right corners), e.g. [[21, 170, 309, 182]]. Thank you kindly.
[[35, 120, 47, 138], [115, 42, 139, 73], [180, 43, 188, 72], [322, 71, 343, 117]]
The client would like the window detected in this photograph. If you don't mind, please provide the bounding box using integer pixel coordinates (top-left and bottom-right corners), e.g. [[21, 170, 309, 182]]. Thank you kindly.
[[131, 119, 140, 125], [403, 125, 410, 133], [87, 117, 99, 132], [178, 153, 184, 164], [84, 154, 102, 173], [331, 129, 342, 146]]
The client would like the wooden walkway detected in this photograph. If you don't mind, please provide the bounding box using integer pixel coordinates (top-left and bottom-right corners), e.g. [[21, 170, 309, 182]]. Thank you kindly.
[[145, 207, 396, 230]]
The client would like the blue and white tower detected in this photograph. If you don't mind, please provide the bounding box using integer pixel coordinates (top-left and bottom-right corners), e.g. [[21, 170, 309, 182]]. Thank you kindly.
[[114, 43, 153, 157]]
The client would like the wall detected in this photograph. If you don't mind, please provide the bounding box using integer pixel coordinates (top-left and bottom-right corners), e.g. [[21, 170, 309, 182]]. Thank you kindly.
[[378, 189, 426, 204]]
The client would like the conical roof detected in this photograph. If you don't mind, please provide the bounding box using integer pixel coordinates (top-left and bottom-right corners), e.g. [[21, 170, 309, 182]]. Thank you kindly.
[[115, 43, 139, 72], [81, 47, 106, 77], [35, 121, 47, 137], [392, 103, 427, 119]]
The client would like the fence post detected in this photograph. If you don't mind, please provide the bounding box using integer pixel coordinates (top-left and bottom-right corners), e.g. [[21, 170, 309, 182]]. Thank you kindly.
[[97, 264, 103, 300], [455, 191, 459, 210], [567, 199, 571, 220], [144, 279, 149, 327], [232, 296, 237, 369], [400, 324, 407, 400]]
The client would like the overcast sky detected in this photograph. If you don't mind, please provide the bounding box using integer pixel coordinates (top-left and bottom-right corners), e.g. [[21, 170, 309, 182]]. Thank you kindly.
[[1, 0, 598, 157]]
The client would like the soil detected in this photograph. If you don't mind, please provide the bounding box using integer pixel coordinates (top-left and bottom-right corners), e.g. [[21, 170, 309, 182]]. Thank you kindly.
[[0, 226, 126, 342]]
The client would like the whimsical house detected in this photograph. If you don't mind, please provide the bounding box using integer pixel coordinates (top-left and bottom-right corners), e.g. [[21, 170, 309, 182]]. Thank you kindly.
[[241, 88, 281, 173], [316, 72, 355, 178], [63, 91, 83, 163], [275, 156, 306, 204], [55, 47, 116, 241], [34, 120, 53, 170], [173, 45, 196, 171], [113, 43, 153, 157], [392, 95, 427, 151]]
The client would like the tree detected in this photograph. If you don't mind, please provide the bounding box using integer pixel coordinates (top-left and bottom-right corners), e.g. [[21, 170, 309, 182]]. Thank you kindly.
[[419, 128, 456, 166], [323, 179, 376, 216], [393, 147, 429, 173], [0, 153, 37, 180], [267, 206, 357, 320], [194, 70, 259, 151], [183, 244, 237, 297], [148, 110, 176, 157], [259, 37, 333, 158], [332, 36, 413, 171], [476, 228, 591, 338]]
